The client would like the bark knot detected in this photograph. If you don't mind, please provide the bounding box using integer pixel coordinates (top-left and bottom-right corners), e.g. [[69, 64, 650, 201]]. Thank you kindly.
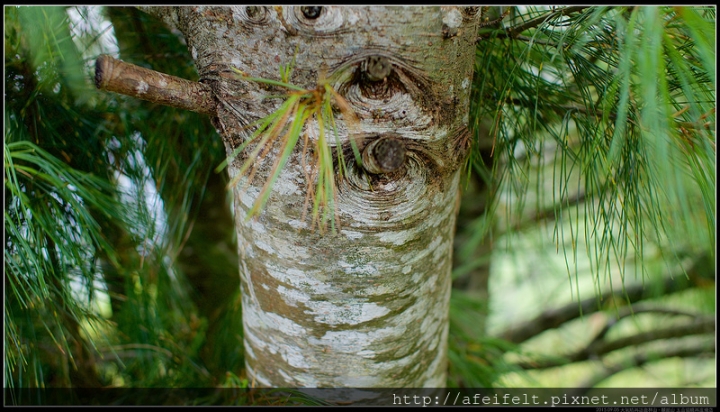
[[362, 136, 406, 175]]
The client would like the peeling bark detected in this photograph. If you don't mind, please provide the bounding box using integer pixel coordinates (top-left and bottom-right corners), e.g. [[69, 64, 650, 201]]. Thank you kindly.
[[128, 6, 480, 388]]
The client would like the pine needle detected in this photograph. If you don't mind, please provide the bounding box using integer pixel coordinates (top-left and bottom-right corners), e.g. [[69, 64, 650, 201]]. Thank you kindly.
[[217, 66, 362, 233]]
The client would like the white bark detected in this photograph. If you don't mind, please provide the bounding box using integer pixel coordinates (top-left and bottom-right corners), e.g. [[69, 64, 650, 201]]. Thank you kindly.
[[145, 6, 479, 387]]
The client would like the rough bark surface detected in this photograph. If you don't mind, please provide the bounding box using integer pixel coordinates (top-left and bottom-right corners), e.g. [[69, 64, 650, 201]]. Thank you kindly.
[[144, 6, 479, 388]]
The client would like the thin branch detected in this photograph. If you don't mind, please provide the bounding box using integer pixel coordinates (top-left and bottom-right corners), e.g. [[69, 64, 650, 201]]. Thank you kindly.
[[586, 317, 714, 357], [572, 338, 716, 390], [94, 54, 217, 116], [508, 98, 619, 122], [506, 6, 592, 37], [99, 343, 174, 358], [477, 6, 592, 41], [499, 252, 713, 344], [502, 190, 587, 236], [514, 34, 558, 47], [588, 303, 705, 344], [517, 316, 715, 369], [508, 98, 714, 133]]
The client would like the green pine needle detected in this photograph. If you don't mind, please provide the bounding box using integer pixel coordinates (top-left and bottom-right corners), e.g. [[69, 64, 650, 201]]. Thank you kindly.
[[469, 6, 715, 289], [216, 66, 363, 233]]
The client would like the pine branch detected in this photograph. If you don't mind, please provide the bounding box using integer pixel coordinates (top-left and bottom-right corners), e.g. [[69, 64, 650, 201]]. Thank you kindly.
[[587, 302, 705, 345], [501, 190, 587, 236], [95, 54, 217, 116], [499, 252, 713, 344], [517, 316, 715, 369], [513, 34, 558, 47], [477, 6, 593, 40], [573, 338, 716, 389], [509, 6, 592, 37], [509, 98, 611, 119]]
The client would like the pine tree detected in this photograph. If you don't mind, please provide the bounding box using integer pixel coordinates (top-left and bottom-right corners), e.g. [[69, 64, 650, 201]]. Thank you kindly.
[[4, 5, 715, 402]]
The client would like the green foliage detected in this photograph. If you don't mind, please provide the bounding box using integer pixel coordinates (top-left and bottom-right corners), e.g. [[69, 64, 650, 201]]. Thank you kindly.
[[4, 139, 119, 388], [468, 6, 715, 288], [453, 5, 715, 389], [5, 5, 238, 390], [447, 289, 524, 387], [12, 6, 87, 102], [5, 6, 125, 388]]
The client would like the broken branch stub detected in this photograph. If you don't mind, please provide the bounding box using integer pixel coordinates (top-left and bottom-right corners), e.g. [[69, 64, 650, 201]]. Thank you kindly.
[[94, 54, 217, 116]]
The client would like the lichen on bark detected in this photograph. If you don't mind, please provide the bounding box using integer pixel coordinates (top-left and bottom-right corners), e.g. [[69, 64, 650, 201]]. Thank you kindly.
[[141, 5, 479, 388]]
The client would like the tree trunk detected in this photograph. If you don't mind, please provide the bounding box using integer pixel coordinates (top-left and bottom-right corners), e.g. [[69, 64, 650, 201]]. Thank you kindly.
[[139, 6, 479, 388]]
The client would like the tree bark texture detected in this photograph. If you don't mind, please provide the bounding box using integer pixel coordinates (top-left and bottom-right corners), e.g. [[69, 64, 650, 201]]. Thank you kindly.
[[143, 6, 479, 387]]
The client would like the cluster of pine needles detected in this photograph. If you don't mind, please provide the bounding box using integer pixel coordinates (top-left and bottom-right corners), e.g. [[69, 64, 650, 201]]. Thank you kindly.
[[215, 60, 362, 233]]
